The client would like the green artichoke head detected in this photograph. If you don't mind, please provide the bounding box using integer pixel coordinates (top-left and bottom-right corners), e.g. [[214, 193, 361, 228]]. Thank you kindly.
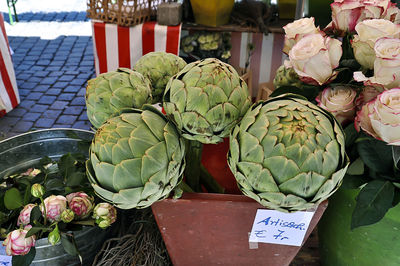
[[134, 52, 187, 103], [273, 65, 303, 89], [163, 58, 252, 144], [228, 94, 349, 212], [86, 106, 186, 209], [85, 68, 152, 129]]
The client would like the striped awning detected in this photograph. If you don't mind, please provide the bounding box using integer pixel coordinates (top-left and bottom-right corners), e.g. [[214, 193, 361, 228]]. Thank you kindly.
[[0, 13, 20, 117]]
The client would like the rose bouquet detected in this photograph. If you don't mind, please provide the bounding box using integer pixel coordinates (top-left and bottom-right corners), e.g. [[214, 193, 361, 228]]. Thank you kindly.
[[0, 152, 117, 265], [272, 0, 400, 228]]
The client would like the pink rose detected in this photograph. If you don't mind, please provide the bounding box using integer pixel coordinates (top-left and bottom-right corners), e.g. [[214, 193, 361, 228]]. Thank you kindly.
[[17, 204, 36, 226], [66, 192, 94, 219], [41, 195, 67, 223], [316, 86, 357, 125], [355, 88, 400, 145], [2, 225, 36, 256]]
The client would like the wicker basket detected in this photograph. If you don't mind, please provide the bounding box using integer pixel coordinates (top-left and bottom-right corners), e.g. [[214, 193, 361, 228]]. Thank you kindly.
[[87, 0, 168, 27]]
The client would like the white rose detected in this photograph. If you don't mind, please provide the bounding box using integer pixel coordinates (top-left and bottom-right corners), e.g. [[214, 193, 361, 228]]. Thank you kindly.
[[352, 19, 400, 69], [363, 0, 392, 19], [383, 4, 400, 23], [288, 34, 342, 85], [330, 0, 365, 33], [282, 18, 320, 54], [355, 88, 400, 145], [354, 37, 400, 89], [316, 86, 357, 125]]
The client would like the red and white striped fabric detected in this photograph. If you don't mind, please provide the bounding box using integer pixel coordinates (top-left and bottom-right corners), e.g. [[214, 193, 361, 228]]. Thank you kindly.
[[0, 13, 19, 117], [230, 32, 286, 97], [91, 21, 182, 76]]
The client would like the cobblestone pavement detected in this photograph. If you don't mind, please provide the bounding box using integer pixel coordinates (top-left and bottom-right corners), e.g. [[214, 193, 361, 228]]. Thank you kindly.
[[0, 11, 94, 139]]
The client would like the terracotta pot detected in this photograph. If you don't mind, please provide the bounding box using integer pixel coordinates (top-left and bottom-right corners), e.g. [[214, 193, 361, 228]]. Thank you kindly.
[[152, 193, 327, 266], [201, 138, 241, 194]]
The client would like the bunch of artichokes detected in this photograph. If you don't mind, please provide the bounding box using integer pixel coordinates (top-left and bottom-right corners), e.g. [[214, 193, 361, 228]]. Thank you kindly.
[[86, 106, 186, 209], [163, 58, 252, 144], [134, 52, 187, 103], [85, 68, 152, 128], [228, 94, 349, 212]]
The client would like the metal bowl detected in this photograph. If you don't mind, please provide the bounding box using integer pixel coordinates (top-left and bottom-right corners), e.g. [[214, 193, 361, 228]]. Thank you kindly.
[[0, 128, 109, 265]]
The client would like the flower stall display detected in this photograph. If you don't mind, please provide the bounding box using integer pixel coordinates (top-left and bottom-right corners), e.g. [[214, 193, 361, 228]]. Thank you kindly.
[[83, 45, 345, 262], [269, 0, 400, 264], [0, 150, 117, 265]]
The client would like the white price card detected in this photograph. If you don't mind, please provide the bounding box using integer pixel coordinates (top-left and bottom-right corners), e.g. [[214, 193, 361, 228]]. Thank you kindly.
[[249, 209, 315, 246]]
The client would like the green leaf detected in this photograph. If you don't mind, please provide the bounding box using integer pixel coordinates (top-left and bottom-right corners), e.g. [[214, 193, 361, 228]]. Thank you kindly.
[[341, 174, 369, 189], [23, 184, 31, 205], [61, 233, 79, 256], [347, 158, 364, 176], [0, 211, 8, 225], [39, 156, 53, 167], [58, 153, 76, 180], [351, 180, 395, 229], [26, 226, 49, 238], [357, 139, 393, 174], [45, 178, 65, 191], [12, 247, 36, 266], [270, 85, 320, 101], [66, 172, 86, 187], [30, 206, 42, 225], [344, 123, 359, 148], [4, 188, 23, 210]]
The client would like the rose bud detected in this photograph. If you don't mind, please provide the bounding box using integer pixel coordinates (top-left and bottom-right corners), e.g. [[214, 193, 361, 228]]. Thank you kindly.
[[48, 225, 60, 246], [61, 209, 75, 223], [41, 195, 67, 223], [17, 204, 36, 226], [66, 192, 94, 219], [31, 183, 45, 198], [93, 203, 117, 229]]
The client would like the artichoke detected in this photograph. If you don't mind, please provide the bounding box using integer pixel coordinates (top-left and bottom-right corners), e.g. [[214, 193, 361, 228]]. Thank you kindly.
[[86, 106, 186, 209], [163, 58, 252, 144], [228, 94, 349, 212], [273, 65, 303, 89], [134, 52, 187, 103], [85, 68, 152, 129]]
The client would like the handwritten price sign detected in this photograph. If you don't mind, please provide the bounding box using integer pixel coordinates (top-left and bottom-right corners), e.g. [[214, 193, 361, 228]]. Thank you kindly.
[[249, 209, 315, 246]]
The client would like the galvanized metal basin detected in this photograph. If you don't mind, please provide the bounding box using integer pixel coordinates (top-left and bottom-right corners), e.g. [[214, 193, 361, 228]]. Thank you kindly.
[[0, 128, 108, 265]]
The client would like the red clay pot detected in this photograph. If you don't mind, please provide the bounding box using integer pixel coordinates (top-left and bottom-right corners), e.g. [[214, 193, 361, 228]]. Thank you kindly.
[[151, 193, 327, 266], [201, 138, 241, 194]]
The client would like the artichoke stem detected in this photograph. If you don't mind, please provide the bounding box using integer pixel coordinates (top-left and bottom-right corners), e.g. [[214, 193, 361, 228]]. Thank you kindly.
[[200, 165, 225, 194], [185, 140, 203, 192], [178, 181, 195, 193]]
